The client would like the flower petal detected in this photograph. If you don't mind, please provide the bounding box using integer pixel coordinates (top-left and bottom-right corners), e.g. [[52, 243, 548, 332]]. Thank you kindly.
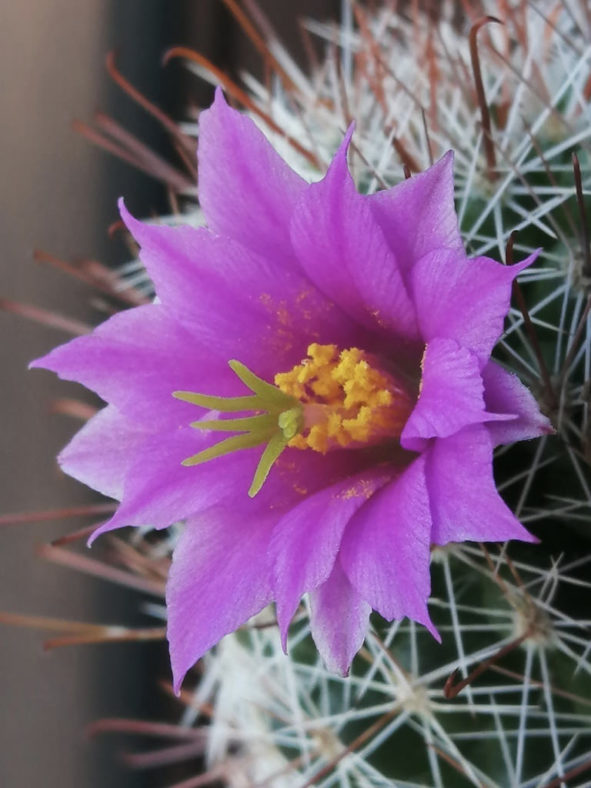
[[198, 88, 306, 264], [58, 405, 147, 500], [401, 338, 515, 451], [167, 502, 278, 692], [482, 361, 553, 446], [119, 202, 358, 377], [90, 426, 256, 540], [271, 469, 391, 650], [340, 456, 439, 637], [308, 558, 371, 675], [427, 425, 537, 544], [369, 151, 463, 280], [31, 304, 235, 430], [290, 129, 420, 341], [411, 249, 537, 364]]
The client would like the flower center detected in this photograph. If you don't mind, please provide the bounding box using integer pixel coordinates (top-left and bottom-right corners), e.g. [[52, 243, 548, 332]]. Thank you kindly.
[[275, 343, 412, 453], [173, 344, 412, 497]]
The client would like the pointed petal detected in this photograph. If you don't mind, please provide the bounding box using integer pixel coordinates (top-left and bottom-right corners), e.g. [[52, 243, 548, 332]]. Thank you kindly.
[[340, 457, 439, 637], [482, 361, 553, 446], [290, 130, 420, 341], [89, 426, 256, 540], [167, 502, 278, 692], [401, 338, 515, 451], [198, 88, 306, 264], [369, 151, 463, 279], [308, 558, 371, 675], [271, 470, 391, 649], [30, 304, 235, 430], [427, 425, 537, 545], [58, 406, 147, 500], [411, 250, 538, 364], [119, 203, 358, 377]]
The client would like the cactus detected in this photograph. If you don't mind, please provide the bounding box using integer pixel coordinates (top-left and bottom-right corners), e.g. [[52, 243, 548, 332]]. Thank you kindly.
[[4, 2, 591, 786], [159, 4, 591, 785]]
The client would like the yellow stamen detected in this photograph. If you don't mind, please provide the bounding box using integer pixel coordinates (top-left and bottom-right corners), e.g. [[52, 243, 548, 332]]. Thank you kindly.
[[274, 343, 412, 453]]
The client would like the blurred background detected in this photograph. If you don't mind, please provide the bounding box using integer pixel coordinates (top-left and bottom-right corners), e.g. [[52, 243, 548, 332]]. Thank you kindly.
[[0, 2, 338, 785]]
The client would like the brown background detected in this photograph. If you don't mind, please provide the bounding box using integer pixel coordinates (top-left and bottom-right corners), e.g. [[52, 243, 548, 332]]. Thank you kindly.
[[1, 1, 337, 786]]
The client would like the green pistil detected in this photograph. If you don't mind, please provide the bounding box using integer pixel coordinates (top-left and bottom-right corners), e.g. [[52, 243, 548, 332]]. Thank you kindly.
[[173, 360, 304, 497]]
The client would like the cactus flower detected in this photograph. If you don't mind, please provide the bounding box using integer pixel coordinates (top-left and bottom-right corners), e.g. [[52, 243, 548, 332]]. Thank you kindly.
[[32, 89, 551, 690]]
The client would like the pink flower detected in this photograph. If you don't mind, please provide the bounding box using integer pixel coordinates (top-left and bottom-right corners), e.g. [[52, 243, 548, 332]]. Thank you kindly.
[[32, 90, 551, 690]]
